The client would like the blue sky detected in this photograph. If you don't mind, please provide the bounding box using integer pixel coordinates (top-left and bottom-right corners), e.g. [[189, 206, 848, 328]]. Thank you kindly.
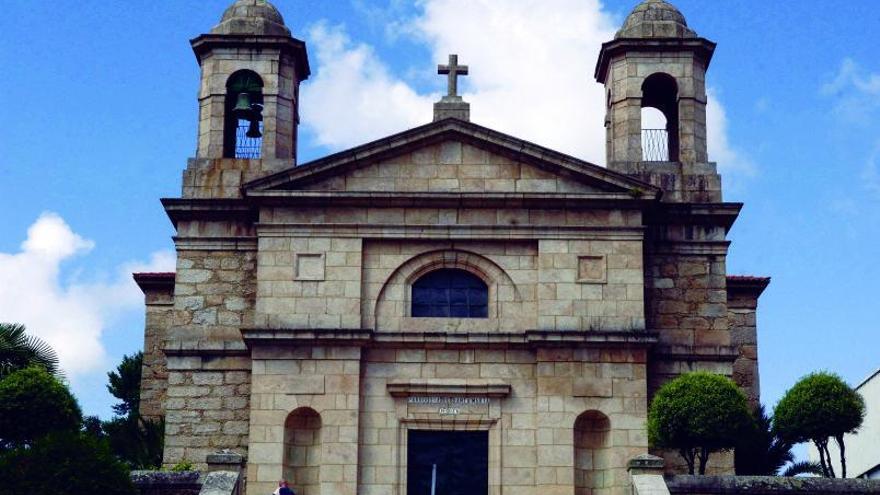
[[0, 0, 878, 438]]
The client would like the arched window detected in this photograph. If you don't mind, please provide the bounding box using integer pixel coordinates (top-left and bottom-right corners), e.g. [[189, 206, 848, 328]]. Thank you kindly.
[[411, 269, 488, 318], [641, 73, 679, 162], [223, 70, 264, 159]]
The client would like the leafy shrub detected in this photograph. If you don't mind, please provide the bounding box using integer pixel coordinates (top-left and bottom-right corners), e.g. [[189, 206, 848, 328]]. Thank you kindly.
[[774, 372, 865, 477], [648, 372, 752, 474], [0, 431, 135, 495], [170, 460, 195, 472], [0, 366, 81, 448]]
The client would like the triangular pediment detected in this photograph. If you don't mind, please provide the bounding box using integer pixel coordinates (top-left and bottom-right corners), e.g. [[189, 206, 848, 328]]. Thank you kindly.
[[244, 119, 659, 198]]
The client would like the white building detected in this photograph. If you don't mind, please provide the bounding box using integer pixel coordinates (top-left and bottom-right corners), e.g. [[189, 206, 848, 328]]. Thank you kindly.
[[808, 369, 880, 479]]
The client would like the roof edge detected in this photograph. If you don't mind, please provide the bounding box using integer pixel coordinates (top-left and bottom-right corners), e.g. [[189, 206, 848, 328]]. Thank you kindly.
[[133, 272, 176, 293], [242, 118, 661, 197]]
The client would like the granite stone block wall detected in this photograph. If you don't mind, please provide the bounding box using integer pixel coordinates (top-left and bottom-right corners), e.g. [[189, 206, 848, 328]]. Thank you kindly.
[[163, 358, 251, 468]]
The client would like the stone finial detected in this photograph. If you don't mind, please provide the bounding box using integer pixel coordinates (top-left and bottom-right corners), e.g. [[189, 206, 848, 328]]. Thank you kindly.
[[433, 54, 470, 122], [205, 449, 245, 473], [628, 453, 666, 475]]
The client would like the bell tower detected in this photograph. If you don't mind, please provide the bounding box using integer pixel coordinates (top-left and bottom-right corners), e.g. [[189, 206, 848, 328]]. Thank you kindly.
[[191, 0, 309, 162], [595, 0, 719, 202]]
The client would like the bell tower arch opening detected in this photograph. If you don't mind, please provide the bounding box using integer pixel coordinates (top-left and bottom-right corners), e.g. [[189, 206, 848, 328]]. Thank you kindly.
[[640, 73, 679, 162], [223, 70, 265, 159]]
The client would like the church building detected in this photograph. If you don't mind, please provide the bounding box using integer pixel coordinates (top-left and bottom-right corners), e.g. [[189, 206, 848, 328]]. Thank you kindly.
[[135, 0, 770, 494]]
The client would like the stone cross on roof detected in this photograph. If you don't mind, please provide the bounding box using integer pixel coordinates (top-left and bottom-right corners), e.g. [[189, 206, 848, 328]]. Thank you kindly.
[[433, 54, 470, 122], [438, 54, 468, 97]]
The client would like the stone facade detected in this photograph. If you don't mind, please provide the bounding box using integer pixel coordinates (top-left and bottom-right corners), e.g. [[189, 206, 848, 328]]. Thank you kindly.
[[136, 1, 771, 494]]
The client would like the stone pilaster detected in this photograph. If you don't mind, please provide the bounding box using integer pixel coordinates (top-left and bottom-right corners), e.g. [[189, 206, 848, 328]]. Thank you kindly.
[[726, 276, 770, 408], [134, 272, 176, 421]]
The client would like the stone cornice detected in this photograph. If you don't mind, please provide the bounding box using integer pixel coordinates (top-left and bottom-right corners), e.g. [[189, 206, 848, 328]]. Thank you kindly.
[[647, 202, 743, 232], [173, 236, 257, 251], [189, 34, 310, 79], [387, 380, 512, 398], [595, 37, 717, 83], [648, 240, 731, 256], [727, 276, 771, 309], [133, 272, 175, 294], [162, 198, 256, 229], [163, 339, 249, 356], [652, 345, 738, 363], [255, 223, 645, 241], [247, 190, 651, 209], [240, 328, 659, 349]]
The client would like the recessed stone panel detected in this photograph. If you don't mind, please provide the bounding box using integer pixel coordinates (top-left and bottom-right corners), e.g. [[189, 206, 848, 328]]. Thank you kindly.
[[577, 255, 607, 284], [295, 253, 325, 281]]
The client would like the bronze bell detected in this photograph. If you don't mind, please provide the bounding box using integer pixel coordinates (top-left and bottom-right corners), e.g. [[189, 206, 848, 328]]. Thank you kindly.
[[232, 92, 254, 120], [246, 119, 262, 138]]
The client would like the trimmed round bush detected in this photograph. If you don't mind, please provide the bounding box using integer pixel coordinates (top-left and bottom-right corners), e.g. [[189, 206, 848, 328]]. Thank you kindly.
[[648, 372, 752, 474]]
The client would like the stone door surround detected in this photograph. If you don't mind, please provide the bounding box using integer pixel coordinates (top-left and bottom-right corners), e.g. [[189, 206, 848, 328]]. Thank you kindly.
[[388, 379, 510, 495]]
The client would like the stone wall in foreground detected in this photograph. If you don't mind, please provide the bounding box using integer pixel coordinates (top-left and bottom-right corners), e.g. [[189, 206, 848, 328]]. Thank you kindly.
[[665, 475, 880, 495]]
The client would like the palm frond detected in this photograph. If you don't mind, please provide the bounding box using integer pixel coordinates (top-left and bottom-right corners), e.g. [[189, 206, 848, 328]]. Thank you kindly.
[[782, 461, 824, 477], [0, 323, 61, 379]]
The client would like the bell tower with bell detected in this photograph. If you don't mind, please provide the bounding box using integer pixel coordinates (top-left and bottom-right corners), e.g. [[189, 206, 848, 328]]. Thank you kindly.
[[190, 0, 309, 163], [595, 0, 719, 202]]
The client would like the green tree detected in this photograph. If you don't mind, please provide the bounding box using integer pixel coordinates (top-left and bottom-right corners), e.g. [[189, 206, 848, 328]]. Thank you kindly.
[[0, 323, 60, 379], [0, 367, 81, 448], [735, 404, 822, 476], [648, 372, 753, 475], [102, 352, 164, 469], [0, 431, 136, 495], [773, 372, 865, 478], [107, 352, 143, 416]]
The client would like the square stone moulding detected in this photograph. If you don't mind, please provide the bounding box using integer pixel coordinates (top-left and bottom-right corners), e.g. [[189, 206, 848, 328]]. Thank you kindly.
[[577, 255, 607, 284], [294, 253, 325, 281]]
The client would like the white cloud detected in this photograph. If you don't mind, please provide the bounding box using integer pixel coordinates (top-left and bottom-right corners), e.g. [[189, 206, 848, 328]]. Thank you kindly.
[[412, 0, 617, 164], [707, 89, 756, 179], [300, 22, 435, 149], [301, 0, 751, 177], [0, 213, 174, 379], [821, 58, 880, 123]]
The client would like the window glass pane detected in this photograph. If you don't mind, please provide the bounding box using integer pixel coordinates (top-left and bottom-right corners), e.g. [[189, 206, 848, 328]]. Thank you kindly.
[[450, 305, 469, 317], [472, 305, 488, 317], [468, 289, 488, 306], [413, 290, 432, 305], [449, 289, 468, 305], [411, 269, 489, 319]]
